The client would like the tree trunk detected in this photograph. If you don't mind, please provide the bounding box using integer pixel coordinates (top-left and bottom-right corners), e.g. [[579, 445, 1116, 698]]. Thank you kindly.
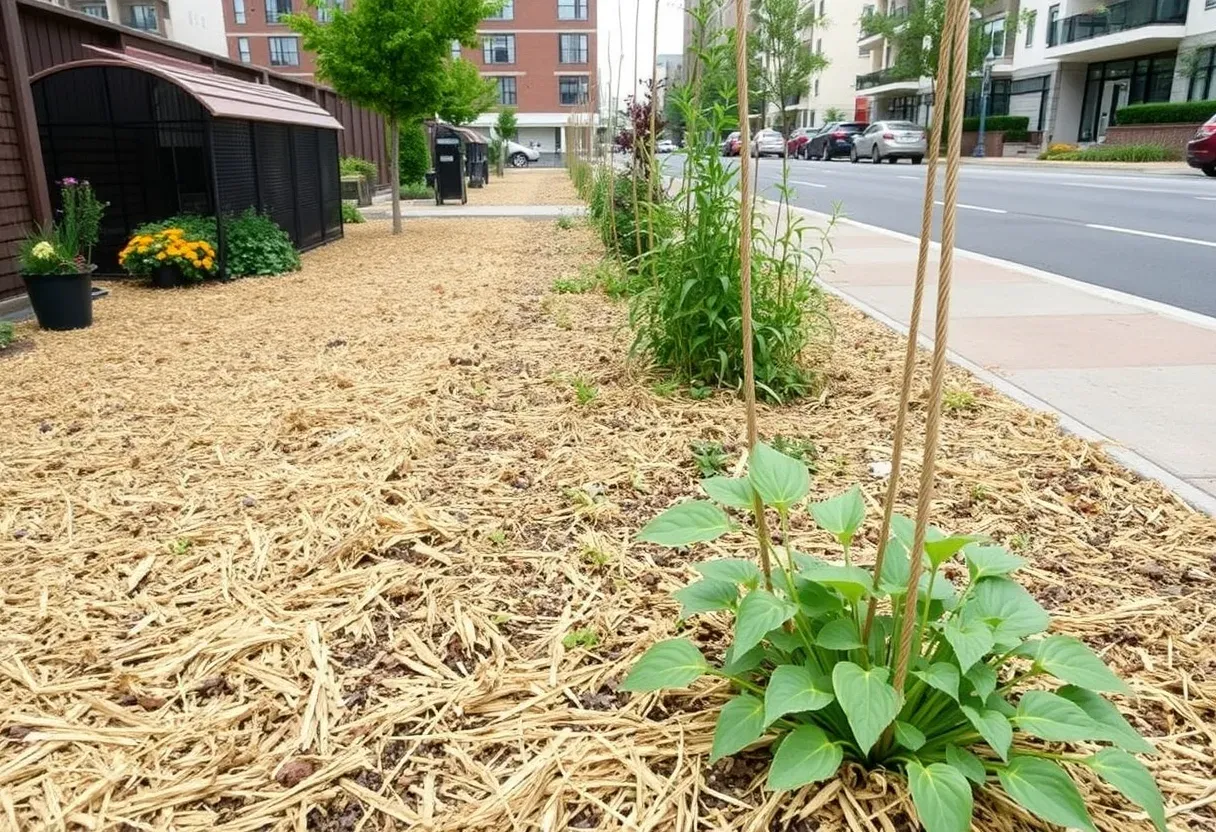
[[389, 117, 402, 235]]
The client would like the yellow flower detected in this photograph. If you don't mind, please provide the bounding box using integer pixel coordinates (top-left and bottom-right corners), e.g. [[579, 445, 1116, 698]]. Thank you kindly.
[[155, 252, 167, 261], [202, 257, 214, 270], [138, 245, 149, 254], [192, 259, 203, 268]]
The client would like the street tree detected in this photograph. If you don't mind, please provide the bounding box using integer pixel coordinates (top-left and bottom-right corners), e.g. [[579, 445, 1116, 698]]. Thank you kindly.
[[438, 58, 498, 125], [289, 0, 493, 234], [860, 0, 995, 86], [749, 0, 827, 135]]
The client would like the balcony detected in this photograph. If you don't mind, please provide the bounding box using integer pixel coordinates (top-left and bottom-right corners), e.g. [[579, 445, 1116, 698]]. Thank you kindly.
[[856, 68, 921, 95], [1046, 0, 1186, 61]]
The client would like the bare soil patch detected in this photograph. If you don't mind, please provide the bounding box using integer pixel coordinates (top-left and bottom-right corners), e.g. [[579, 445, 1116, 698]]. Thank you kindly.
[[467, 167, 585, 205], [0, 215, 1213, 830]]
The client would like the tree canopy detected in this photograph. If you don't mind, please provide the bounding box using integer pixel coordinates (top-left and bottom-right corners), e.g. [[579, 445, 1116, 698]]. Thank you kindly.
[[860, 0, 996, 83], [438, 58, 498, 125], [749, 0, 827, 133]]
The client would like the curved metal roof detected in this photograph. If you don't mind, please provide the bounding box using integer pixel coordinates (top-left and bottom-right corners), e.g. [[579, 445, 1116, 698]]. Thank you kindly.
[[30, 45, 343, 131]]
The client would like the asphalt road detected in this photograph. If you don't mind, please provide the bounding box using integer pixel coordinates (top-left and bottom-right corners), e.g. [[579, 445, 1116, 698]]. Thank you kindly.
[[661, 153, 1216, 317]]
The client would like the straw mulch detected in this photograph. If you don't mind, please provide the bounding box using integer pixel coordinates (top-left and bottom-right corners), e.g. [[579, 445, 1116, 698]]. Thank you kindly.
[[466, 167, 585, 205], [1, 201, 1214, 831]]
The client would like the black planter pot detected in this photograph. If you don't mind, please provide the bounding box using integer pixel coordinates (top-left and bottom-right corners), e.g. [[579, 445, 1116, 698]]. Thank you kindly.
[[151, 264, 184, 288], [22, 271, 93, 331]]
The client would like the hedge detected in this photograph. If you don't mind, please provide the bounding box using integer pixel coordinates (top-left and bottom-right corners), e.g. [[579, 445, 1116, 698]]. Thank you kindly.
[[961, 115, 1028, 133], [1038, 143, 1180, 162], [1114, 100, 1216, 125]]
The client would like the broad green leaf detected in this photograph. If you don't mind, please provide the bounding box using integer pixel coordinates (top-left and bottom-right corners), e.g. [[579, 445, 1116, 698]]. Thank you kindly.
[[767, 724, 843, 790], [965, 663, 997, 700], [816, 618, 864, 651], [620, 639, 709, 692], [889, 513, 946, 550], [998, 756, 1097, 832], [764, 665, 834, 725], [908, 761, 974, 832], [1085, 749, 1167, 832], [943, 614, 995, 672], [749, 442, 810, 510], [765, 627, 804, 654], [960, 704, 1012, 760], [1031, 635, 1130, 694], [734, 590, 797, 656], [721, 643, 765, 676], [710, 694, 766, 763], [674, 578, 737, 618], [1056, 686, 1154, 754], [971, 578, 1050, 641], [946, 744, 987, 785], [637, 500, 733, 547], [878, 537, 913, 594], [986, 691, 1017, 717], [867, 614, 894, 657], [964, 543, 1026, 581], [923, 534, 985, 570], [809, 485, 865, 546], [701, 476, 756, 509], [832, 662, 902, 754], [794, 578, 845, 617], [695, 558, 763, 588], [1014, 690, 1100, 742], [894, 720, 926, 751], [913, 662, 961, 701], [799, 562, 873, 603]]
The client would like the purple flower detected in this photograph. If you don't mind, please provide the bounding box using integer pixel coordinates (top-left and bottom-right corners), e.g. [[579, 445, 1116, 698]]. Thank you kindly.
[[61, 177, 78, 186]]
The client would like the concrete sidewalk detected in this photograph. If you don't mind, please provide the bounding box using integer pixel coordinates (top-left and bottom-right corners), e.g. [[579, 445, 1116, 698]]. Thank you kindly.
[[362, 202, 584, 219], [794, 205, 1216, 514], [958, 157, 1205, 176]]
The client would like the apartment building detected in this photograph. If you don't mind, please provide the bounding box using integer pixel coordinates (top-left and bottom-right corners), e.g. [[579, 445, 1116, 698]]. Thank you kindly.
[[791, 0, 873, 127], [855, 0, 1215, 145], [221, 0, 332, 76], [43, 0, 227, 54], [460, 0, 598, 152]]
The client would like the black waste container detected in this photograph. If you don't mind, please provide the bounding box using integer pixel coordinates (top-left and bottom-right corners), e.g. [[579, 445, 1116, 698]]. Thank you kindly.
[[434, 136, 467, 205], [466, 140, 487, 188]]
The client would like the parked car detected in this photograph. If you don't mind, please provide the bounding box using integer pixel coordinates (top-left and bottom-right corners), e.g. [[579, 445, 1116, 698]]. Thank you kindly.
[[505, 140, 540, 167], [786, 127, 814, 158], [721, 131, 741, 156], [803, 122, 869, 160], [851, 121, 927, 164], [656, 139, 677, 154], [751, 129, 787, 157], [1186, 113, 1216, 177]]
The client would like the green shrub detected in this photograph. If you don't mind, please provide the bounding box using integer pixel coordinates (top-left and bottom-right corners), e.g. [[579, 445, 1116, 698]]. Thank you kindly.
[[339, 156, 377, 183], [399, 181, 433, 200], [341, 202, 364, 224], [0, 321, 14, 350], [1041, 143, 1179, 162], [1115, 99, 1216, 125], [961, 115, 1028, 134], [136, 211, 300, 277], [399, 121, 432, 186], [625, 445, 1163, 832]]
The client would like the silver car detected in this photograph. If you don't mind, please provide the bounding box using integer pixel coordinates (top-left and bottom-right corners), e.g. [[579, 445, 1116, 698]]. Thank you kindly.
[[751, 129, 787, 157], [851, 120, 927, 164]]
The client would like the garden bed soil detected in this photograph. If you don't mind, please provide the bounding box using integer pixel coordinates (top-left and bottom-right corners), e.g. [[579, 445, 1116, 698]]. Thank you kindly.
[[1, 205, 1214, 830], [472, 168, 585, 205]]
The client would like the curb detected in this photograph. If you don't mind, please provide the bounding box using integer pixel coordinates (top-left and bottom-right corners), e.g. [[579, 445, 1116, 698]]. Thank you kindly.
[[773, 200, 1216, 517]]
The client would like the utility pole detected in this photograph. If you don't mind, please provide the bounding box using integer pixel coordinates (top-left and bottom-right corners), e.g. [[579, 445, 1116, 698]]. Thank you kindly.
[[973, 41, 995, 157]]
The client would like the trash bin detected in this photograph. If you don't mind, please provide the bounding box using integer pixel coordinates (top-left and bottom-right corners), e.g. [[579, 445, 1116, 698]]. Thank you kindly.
[[434, 136, 466, 205], [466, 140, 486, 189]]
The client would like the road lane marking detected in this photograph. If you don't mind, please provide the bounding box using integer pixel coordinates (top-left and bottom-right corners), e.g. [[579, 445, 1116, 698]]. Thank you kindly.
[[789, 179, 827, 188], [933, 200, 1008, 214], [1197, 197, 1216, 201], [1063, 181, 1208, 196], [1085, 223, 1216, 248], [898, 175, 919, 180]]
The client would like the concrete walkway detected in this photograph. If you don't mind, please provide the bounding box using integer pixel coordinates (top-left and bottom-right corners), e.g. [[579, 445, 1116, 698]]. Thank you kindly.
[[790, 204, 1216, 514], [959, 157, 1206, 177], [362, 203, 584, 219]]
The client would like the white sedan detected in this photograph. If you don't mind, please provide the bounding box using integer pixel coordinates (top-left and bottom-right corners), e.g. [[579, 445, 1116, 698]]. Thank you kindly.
[[505, 140, 540, 167]]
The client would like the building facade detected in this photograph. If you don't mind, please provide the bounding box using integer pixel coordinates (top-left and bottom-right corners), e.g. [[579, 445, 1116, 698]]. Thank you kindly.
[[221, 0, 330, 76], [460, 0, 598, 152], [790, 0, 873, 128], [41, 0, 227, 54]]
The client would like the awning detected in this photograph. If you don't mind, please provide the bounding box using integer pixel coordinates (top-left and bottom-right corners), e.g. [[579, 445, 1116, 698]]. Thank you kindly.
[[29, 45, 343, 131]]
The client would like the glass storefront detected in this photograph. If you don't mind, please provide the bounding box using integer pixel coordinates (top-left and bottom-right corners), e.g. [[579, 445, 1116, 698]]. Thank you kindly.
[[1077, 52, 1175, 142]]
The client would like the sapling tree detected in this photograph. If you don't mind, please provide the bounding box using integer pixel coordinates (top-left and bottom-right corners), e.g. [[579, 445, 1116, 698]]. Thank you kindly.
[[289, 0, 493, 234], [438, 58, 498, 126], [749, 0, 827, 138]]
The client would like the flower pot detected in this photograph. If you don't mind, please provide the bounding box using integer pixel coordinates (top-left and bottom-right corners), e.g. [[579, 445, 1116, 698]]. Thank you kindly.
[[151, 264, 183, 289], [22, 271, 93, 331]]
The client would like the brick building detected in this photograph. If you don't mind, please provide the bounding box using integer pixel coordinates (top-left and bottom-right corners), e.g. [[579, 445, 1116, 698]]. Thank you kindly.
[[459, 0, 597, 153], [221, 0, 325, 76]]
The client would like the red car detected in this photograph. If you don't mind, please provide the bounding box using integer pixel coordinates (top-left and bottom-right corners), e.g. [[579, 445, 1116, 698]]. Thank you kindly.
[[1186, 113, 1216, 177], [786, 127, 814, 158]]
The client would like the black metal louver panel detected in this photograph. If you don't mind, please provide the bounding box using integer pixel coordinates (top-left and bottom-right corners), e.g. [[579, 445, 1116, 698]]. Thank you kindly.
[[317, 128, 342, 240], [292, 127, 323, 248], [212, 119, 257, 214], [253, 122, 297, 245]]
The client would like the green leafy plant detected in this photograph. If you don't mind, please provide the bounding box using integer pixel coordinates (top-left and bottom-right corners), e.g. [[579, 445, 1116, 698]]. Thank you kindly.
[[399, 120, 432, 187], [339, 156, 378, 182], [0, 321, 14, 350], [571, 377, 598, 405], [556, 215, 575, 231], [119, 227, 216, 283], [771, 434, 819, 471], [1039, 143, 1179, 162], [133, 212, 300, 278], [691, 440, 730, 478], [18, 229, 76, 276], [20, 179, 108, 275], [400, 181, 434, 200], [689, 385, 714, 401], [563, 628, 600, 650], [651, 379, 681, 398], [622, 442, 1163, 832], [168, 538, 193, 556], [551, 274, 598, 294], [341, 202, 365, 224], [487, 528, 507, 546], [942, 389, 977, 413]]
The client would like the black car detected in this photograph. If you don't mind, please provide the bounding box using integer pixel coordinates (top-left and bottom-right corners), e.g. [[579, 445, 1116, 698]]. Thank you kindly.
[[802, 121, 869, 160]]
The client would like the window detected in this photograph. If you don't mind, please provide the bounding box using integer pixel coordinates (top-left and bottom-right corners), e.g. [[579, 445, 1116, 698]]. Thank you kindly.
[[1189, 47, 1215, 100], [559, 33, 588, 63], [237, 36, 251, 62], [232, 0, 245, 23], [557, 0, 587, 20], [450, 40, 461, 59], [268, 36, 300, 65], [818, 0, 824, 14], [816, 38, 822, 54], [859, 47, 870, 57], [483, 34, 515, 64], [1024, 11, 1035, 46], [497, 76, 517, 105], [317, 0, 341, 22], [559, 75, 589, 105], [266, 0, 291, 23], [487, 0, 513, 19], [1047, 5, 1059, 45], [814, 78, 820, 96], [981, 17, 1005, 58], [128, 5, 157, 29], [80, 3, 108, 18]]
